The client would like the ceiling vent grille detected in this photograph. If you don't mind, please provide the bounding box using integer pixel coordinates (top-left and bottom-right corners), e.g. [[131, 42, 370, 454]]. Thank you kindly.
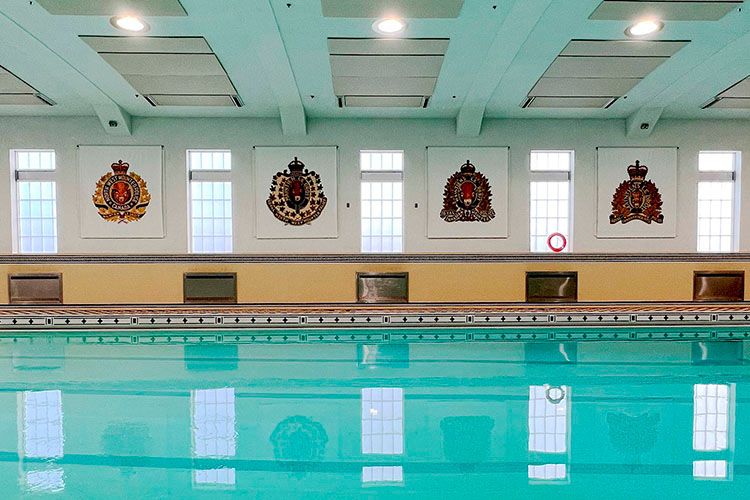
[[590, 0, 741, 21], [703, 75, 750, 109], [522, 39, 688, 109], [329, 38, 448, 108], [81, 36, 242, 107], [0, 66, 54, 106]]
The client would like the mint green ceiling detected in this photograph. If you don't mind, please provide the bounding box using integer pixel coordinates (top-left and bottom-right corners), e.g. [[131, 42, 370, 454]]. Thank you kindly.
[[1, 0, 750, 135]]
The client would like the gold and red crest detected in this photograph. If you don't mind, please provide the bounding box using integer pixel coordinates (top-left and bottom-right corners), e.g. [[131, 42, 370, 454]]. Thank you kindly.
[[267, 157, 327, 225], [440, 160, 495, 223], [610, 160, 664, 225], [92, 160, 151, 223]]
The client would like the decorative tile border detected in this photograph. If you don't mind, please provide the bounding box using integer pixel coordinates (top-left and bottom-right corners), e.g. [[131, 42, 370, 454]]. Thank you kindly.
[[0, 303, 748, 343]]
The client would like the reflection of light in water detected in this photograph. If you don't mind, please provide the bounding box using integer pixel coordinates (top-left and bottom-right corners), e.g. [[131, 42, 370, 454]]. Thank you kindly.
[[370, 408, 378, 416], [26, 468, 65, 493], [194, 468, 236, 486], [363, 466, 403, 483], [528, 464, 567, 481]]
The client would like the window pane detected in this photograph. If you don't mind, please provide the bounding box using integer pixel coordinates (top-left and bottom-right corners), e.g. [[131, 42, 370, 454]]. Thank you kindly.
[[361, 151, 404, 253], [189, 150, 231, 171], [17, 180, 57, 254], [528, 385, 568, 453], [530, 151, 571, 172], [693, 384, 730, 452], [697, 180, 734, 253], [362, 388, 404, 455], [190, 177, 232, 253]]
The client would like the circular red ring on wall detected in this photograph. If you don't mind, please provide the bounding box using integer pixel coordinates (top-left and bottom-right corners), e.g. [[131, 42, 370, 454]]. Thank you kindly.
[[547, 233, 567, 253]]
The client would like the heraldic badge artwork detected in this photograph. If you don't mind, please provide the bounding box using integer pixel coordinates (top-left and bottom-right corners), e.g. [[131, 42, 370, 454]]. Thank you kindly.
[[267, 157, 327, 225], [440, 160, 495, 223], [609, 160, 664, 225], [92, 160, 151, 223]]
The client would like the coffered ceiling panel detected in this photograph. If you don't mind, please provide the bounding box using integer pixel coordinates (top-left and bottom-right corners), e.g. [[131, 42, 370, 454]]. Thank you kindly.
[[703, 76, 750, 109], [525, 96, 616, 108], [81, 36, 211, 54], [330, 55, 444, 78], [321, 0, 464, 18], [82, 36, 240, 107], [0, 66, 52, 106], [590, 1, 741, 21], [36, 0, 186, 16], [327, 38, 450, 56], [523, 39, 687, 109], [343, 96, 427, 107]]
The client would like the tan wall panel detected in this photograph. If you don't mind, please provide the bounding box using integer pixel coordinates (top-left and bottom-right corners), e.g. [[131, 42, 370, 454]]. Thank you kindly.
[[0, 261, 748, 305]]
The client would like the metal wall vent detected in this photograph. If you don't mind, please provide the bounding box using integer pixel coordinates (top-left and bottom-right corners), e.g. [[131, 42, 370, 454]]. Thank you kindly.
[[37, 0, 187, 16], [329, 38, 447, 108], [523, 39, 687, 109], [9, 274, 63, 305], [703, 75, 750, 109], [184, 273, 237, 304], [590, 1, 741, 21], [81, 36, 242, 107], [0, 66, 54, 106], [357, 273, 409, 303], [693, 271, 744, 302], [322, 0, 464, 18], [526, 272, 578, 303]]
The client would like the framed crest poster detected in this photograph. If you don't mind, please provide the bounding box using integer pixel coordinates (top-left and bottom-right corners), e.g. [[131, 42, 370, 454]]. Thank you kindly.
[[427, 147, 509, 239], [596, 147, 677, 238], [254, 146, 338, 239], [78, 145, 164, 238]]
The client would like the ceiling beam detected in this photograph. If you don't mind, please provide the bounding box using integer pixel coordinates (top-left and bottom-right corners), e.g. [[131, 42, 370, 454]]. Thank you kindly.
[[625, 107, 664, 138], [180, 0, 306, 135], [456, 0, 554, 137], [94, 103, 132, 136]]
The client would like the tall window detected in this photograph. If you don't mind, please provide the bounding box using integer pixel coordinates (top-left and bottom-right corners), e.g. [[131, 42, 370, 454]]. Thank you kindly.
[[11, 150, 57, 253], [188, 150, 232, 253], [192, 388, 236, 487], [528, 385, 569, 482], [693, 383, 733, 480], [361, 151, 404, 253], [697, 152, 739, 252], [530, 151, 573, 252]]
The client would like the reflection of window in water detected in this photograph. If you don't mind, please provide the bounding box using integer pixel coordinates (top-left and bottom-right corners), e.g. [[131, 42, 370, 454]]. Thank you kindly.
[[362, 466, 403, 483], [25, 468, 65, 493], [693, 460, 728, 480], [194, 468, 236, 486], [22, 390, 63, 458], [528, 385, 568, 453], [362, 388, 403, 455], [528, 464, 567, 481], [693, 384, 730, 451], [192, 388, 236, 486]]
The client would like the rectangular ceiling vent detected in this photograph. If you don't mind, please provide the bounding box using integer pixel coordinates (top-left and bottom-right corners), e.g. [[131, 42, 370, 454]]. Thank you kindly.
[[522, 39, 688, 109], [81, 36, 241, 107], [590, 1, 741, 21], [0, 66, 55, 106], [703, 75, 750, 109], [322, 0, 464, 18], [329, 38, 448, 108], [37, 0, 187, 16]]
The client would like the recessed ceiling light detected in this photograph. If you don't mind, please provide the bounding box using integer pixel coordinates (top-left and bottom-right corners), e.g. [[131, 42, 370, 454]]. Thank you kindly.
[[372, 17, 407, 35], [625, 19, 663, 38], [110, 15, 150, 33]]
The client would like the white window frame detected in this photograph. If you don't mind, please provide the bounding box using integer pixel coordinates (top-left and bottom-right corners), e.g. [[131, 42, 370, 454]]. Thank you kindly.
[[696, 151, 740, 253], [187, 149, 233, 253], [10, 149, 58, 254], [529, 150, 574, 253], [360, 150, 404, 253]]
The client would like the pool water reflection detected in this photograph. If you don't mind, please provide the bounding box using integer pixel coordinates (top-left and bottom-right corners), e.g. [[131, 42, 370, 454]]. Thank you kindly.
[[0, 336, 748, 498]]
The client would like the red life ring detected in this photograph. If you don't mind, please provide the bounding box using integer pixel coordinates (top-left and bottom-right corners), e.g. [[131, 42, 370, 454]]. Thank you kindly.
[[547, 233, 567, 253]]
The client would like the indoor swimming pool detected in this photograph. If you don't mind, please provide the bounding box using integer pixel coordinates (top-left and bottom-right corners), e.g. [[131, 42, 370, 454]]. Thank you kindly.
[[0, 331, 747, 498]]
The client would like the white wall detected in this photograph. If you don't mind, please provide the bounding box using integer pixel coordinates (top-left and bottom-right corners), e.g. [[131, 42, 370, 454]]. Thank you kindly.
[[0, 116, 748, 254]]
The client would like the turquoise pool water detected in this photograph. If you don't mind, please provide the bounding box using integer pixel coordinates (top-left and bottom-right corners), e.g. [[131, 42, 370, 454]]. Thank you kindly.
[[0, 333, 748, 498]]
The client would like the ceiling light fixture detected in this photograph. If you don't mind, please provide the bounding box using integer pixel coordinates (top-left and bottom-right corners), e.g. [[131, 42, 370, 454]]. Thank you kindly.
[[625, 19, 663, 38], [110, 15, 150, 33], [372, 17, 407, 35]]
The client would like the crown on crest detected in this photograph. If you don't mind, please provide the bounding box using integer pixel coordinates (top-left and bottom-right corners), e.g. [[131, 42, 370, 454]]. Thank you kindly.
[[111, 160, 130, 175], [626, 160, 648, 181], [288, 157, 305, 173], [459, 160, 476, 173]]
